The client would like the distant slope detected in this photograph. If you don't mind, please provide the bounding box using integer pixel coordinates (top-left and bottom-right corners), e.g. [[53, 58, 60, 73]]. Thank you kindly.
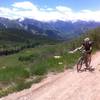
[[0, 17, 61, 49], [0, 17, 62, 41], [1, 17, 100, 40], [0, 28, 58, 54], [20, 18, 100, 39]]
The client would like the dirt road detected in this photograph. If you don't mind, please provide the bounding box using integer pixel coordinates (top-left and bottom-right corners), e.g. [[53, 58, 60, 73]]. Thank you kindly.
[[1, 51, 100, 100]]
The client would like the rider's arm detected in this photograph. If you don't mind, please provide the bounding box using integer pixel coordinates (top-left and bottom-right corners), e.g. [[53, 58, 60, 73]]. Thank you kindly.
[[77, 45, 83, 50], [69, 45, 83, 53]]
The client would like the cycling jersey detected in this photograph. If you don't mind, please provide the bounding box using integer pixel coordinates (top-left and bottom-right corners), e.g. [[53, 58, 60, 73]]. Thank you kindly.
[[82, 41, 93, 54]]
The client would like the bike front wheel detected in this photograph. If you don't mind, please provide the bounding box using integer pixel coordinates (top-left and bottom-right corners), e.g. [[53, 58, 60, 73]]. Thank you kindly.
[[77, 57, 83, 72]]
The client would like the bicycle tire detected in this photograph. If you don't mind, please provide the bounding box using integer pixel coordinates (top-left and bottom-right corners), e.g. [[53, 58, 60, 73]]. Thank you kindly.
[[77, 57, 84, 72]]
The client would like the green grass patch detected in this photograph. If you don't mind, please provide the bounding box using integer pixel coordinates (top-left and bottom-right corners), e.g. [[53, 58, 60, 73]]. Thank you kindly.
[[0, 66, 29, 83], [0, 43, 81, 97]]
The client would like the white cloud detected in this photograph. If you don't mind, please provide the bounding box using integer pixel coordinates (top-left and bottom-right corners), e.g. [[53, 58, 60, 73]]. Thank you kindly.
[[0, 7, 13, 18], [12, 1, 38, 10], [75, 10, 100, 21], [56, 6, 72, 12], [0, 1, 100, 22]]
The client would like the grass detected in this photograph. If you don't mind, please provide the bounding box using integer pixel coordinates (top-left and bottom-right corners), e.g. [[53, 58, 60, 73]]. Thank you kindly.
[[0, 43, 80, 97], [0, 66, 29, 83]]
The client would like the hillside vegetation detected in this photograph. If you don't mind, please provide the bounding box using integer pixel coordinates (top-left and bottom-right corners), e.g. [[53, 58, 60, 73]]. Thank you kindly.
[[0, 28, 57, 56], [0, 27, 100, 97]]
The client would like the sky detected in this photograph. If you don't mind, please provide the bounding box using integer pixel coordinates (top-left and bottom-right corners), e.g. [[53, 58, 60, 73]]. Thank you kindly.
[[0, 0, 100, 21]]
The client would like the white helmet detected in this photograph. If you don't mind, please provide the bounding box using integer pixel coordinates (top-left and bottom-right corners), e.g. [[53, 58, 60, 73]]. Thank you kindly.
[[84, 37, 90, 42]]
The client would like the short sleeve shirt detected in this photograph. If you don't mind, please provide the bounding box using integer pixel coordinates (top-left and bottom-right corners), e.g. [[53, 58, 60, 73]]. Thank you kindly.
[[82, 41, 93, 51]]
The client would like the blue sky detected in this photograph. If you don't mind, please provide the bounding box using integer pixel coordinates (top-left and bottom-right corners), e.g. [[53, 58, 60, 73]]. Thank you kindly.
[[1, 0, 100, 11], [0, 0, 100, 21], [29, 0, 100, 11]]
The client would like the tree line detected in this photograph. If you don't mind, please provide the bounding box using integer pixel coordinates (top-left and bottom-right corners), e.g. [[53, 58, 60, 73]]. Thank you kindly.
[[0, 43, 40, 56]]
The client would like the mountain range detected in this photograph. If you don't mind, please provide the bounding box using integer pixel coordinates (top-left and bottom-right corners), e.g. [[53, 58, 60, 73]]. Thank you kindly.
[[0, 17, 100, 41]]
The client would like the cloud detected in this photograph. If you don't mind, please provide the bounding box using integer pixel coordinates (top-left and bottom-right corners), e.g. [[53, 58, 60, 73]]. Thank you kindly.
[[56, 6, 72, 12], [75, 10, 100, 21], [12, 1, 38, 10], [0, 7, 13, 18], [0, 1, 100, 22]]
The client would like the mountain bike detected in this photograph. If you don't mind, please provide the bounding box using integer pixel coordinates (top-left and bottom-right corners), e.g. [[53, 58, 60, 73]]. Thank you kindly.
[[77, 49, 94, 72]]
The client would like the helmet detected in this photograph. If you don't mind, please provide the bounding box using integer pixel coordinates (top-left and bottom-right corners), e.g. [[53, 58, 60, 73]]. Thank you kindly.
[[84, 37, 90, 42]]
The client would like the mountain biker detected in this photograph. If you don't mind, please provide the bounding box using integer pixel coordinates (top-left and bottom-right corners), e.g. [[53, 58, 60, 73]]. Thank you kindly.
[[82, 37, 93, 69], [69, 37, 93, 70]]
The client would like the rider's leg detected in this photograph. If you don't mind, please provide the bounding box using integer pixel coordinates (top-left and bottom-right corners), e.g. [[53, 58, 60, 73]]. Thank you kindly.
[[88, 53, 94, 71], [85, 54, 90, 69], [85, 53, 93, 71], [88, 54, 91, 66]]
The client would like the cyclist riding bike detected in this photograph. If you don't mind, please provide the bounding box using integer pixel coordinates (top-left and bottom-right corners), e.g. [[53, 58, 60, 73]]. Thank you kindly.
[[69, 37, 94, 72]]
